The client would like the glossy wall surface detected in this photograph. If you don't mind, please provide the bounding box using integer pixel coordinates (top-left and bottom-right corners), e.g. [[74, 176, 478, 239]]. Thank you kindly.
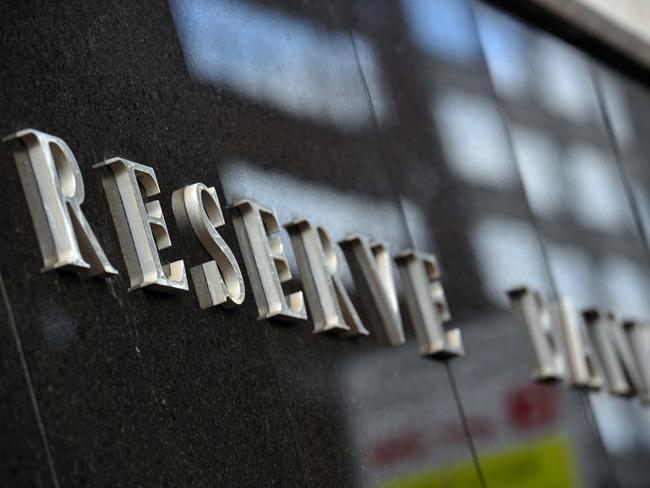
[[1, 0, 650, 486]]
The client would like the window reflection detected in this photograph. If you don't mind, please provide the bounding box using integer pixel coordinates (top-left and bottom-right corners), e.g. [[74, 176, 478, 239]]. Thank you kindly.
[[434, 90, 515, 188], [590, 393, 639, 454], [599, 255, 650, 317], [564, 143, 633, 233], [472, 217, 548, 306], [599, 72, 636, 146], [218, 159, 411, 242], [169, 0, 650, 485], [339, 345, 480, 487], [401, 0, 479, 64], [632, 182, 650, 242], [171, 0, 391, 129], [532, 37, 598, 123], [547, 243, 598, 309], [511, 125, 563, 218], [474, 5, 528, 99], [402, 197, 437, 255], [477, 4, 650, 484]]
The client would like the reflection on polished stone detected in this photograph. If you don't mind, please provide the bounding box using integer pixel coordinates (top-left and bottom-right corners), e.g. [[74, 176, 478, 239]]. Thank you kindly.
[[564, 143, 633, 233], [3, 0, 650, 485], [533, 38, 599, 123], [473, 6, 528, 99], [547, 243, 599, 309], [472, 216, 549, 306], [218, 159, 411, 246], [477, 2, 650, 485], [510, 124, 564, 218], [339, 341, 473, 486], [401, 0, 479, 65], [599, 255, 650, 317], [433, 89, 515, 189], [171, 0, 392, 129]]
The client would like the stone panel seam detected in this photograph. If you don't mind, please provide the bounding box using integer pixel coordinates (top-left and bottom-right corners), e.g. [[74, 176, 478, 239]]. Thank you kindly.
[[0, 271, 61, 488]]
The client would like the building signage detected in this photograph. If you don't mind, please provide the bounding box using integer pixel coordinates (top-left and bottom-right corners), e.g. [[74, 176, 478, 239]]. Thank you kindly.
[[4, 128, 648, 405], [3, 128, 461, 360], [508, 287, 650, 405]]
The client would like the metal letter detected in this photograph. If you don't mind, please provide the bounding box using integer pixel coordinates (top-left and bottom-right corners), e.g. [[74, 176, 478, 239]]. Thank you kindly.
[[172, 183, 244, 308], [3, 129, 117, 277], [556, 298, 603, 389], [340, 235, 404, 346], [93, 158, 188, 293], [584, 309, 650, 400], [624, 320, 650, 404], [396, 250, 463, 358], [507, 287, 563, 380], [231, 199, 306, 322], [285, 219, 369, 335]]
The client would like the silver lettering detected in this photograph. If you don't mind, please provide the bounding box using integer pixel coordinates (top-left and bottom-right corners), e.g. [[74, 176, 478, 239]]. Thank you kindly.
[[172, 183, 244, 308], [584, 309, 649, 400], [94, 158, 187, 293], [341, 235, 404, 346], [396, 250, 462, 358], [507, 287, 563, 380], [285, 219, 368, 335], [231, 199, 306, 322], [556, 298, 602, 389], [4, 129, 117, 277]]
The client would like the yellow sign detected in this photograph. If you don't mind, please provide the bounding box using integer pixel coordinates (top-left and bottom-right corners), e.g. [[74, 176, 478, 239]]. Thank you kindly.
[[382, 436, 578, 488]]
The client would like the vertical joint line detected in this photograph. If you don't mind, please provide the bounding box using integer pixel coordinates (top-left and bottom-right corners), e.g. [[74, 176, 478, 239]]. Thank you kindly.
[[446, 362, 487, 488], [347, 29, 418, 248], [0, 272, 60, 488], [589, 64, 650, 268]]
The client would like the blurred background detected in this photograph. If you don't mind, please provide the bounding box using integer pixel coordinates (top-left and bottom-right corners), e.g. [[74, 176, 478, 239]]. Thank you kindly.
[[2, 1, 650, 487]]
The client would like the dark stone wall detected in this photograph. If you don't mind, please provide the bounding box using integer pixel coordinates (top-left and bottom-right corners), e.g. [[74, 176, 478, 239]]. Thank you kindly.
[[1, 1, 650, 487]]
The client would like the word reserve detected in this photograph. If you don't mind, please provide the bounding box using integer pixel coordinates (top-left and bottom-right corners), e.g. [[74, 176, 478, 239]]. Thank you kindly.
[[3, 128, 462, 360]]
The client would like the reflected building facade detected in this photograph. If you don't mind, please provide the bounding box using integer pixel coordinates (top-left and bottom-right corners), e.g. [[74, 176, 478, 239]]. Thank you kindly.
[[1, 0, 650, 487]]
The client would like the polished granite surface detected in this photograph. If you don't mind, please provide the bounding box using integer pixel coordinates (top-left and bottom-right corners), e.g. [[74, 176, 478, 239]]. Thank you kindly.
[[1, 1, 650, 486]]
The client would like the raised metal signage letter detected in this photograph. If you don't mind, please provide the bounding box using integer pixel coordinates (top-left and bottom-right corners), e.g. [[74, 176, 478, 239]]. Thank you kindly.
[[285, 219, 368, 335], [3, 129, 117, 277], [624, 320, 650, 404], [396, 250, 462, 358], [94, 158, 187, 293], [172, 183, 244, 308], [508, 288, 603, 388], [584, 309, 650, 402], [507, 287, 563, 380], [341, 235, 404, 346], [556, 298, 602, 389], [231, 199, 306, 322]]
